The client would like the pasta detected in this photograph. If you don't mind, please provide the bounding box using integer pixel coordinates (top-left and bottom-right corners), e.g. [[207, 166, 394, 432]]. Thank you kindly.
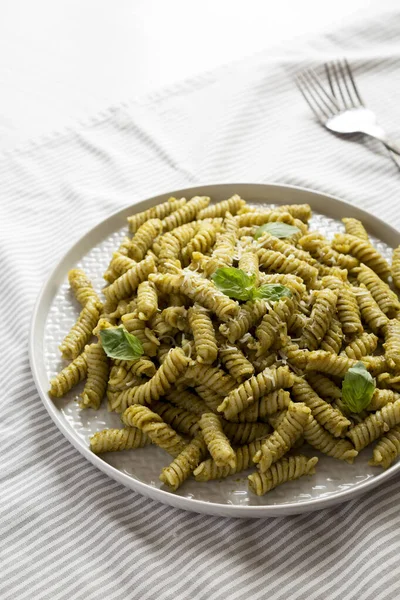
[[253, 402, 311, 472], [59, 298, 102, 360], [188, 305, 218, 364], [342, 217, 369, 241], [248, 455, 318, 496], [122, 405, 187, 456], [90, 427, 151, 453], [194, 440, 265, 481], [80, 343, 109, 410], [332, 233, 391, 280], [51, 194, 400, 496], [392, 246, 400, 290], [160, 433, 208, 490], [49, 352, 88, 397], [199, 412, 236, 468], [369, 425, 400, 469], [301, 289, 338, 350]]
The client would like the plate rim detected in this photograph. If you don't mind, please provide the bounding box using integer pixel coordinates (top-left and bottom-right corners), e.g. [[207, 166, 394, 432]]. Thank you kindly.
[[29, 182, 400, 518]]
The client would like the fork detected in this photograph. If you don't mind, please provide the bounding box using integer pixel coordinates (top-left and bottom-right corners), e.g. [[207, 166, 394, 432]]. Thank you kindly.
[[296, 59, 400, 157]]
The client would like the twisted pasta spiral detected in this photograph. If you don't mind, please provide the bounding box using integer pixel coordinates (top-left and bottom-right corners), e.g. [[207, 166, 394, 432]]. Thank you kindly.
[[103, 255, 156, 306], [137, 281, 158, 321], [342, 217, 369, 240], [347, 398, 400, 451], [197, 194, 245, 219], [320, 316, 343, 355], [248, 455, 318, 496], [49, 352, 88, 397], [291, 378, 350, 437], [299, 232, 358, 270], [342, 332, 378, 360], [181, 224, 218, 266], [160, 433, 208, 490], [301, 289, 338, 350], [68, 269, 101, 307], [122, 405, 187, 456], [161, 196, 210, 231], [80, 343, 109, 410], [90, 427, 151, 453], [188, 305, 218, 364], [383, 319, 400, 370], [222, 421, 270, 446], [128, 197, 186, 233], [152, 401, 200, 437], [303, 415, 358, 463], [392, 245, 400, 290], [368, 389, 400, 411], [218, 366, 294, 420], [353, 285, 389, 334], [332, 233, 390, 280], [199, 412, 236, 468], [256, 297, 297, 353], [103, 252, 137, 284], [194, 440, 265, 482], [59, 298, 101, 360], [369, 425, 400, 469], [129, 218, 163, 262], [253, 402, 311, 472], [238, 249, 260, 286], [305, 372, 342, 401], [181, 273, 239, 321], [357, 264, 400, 317], [256, 248, 318, 284], [219, 299, 268, 343], [218, 341, 255, 383]]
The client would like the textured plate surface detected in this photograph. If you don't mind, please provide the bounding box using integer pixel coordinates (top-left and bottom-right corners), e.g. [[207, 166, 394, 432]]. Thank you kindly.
[[30, 183, 400, 517]]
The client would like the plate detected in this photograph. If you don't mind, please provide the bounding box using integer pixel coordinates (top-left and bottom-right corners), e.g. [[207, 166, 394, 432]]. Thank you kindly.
[[30, 183, 400, 518]]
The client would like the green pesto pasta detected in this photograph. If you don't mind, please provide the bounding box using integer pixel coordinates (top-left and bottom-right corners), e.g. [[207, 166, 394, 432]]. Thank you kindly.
[[301, 289, 338, 351], [114, 348, 190, 411], [197, 194, 245, 219], [320, 316, 343, 355], [303, 415, 358, 463], [188, 305, 218, 364], [299, 232, 358, 270], [68, 269, 101, 307], [342, 217, 369, 241], [199, 412, 236, 468], [218, 340, 255, 383], [238, 249, 260, 286], [383, 319, 400, 370], [256, 248, 318, 284], [80, 343, 109, 410], [219, 299, 268, 343], [332, 233, 390, 280], [347, 398, 400, 451], [392, 246, 400, 290], [341, 332, 378, 360], [291, 378, 351, 437], [369, 425, 400, 469], [253, 402, 311, 472], [248, 455, 318, 496], [222, 421, 270, 446], [137, 281, 158, 321], [51, 193, 400, 496], [353, 285, 389, 334], [59, 298, 102, 360], [103, 252, 137, 284], [357, 263, 400, 317], [122, 405, 187, 457], [160, 433, 208, 490], [49, 352, 88, 397], [127, 197, 186, 233], [161, 196, 210, 231], [152, 401, 200, 437], [218, 366, 294, 420], [194, 439, 265, 482], [90, 427, 151, 453], [103, 255, 156, 306], [130, 218, 163, 262], [305, 372, 342, 401], [181, 223, 218, 266]]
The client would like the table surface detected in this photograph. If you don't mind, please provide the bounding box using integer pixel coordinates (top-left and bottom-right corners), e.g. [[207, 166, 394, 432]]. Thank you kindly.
[[0, 0, 395, 151]]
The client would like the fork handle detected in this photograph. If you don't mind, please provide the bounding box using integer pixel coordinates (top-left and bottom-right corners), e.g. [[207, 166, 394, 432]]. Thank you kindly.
[[362, 125, 400, 156]]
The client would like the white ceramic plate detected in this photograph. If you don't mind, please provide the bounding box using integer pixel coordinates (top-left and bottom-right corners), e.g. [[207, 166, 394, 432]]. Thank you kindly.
[[30, 183, 400, 518]]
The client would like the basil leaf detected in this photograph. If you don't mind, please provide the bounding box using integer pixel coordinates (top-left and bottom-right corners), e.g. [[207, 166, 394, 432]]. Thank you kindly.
[[342, 362, 375, 413], [100, 326, 144, 360], [254, 222, 300, 240], [212, 267, 256, 301], [253, 283, 292, 301]]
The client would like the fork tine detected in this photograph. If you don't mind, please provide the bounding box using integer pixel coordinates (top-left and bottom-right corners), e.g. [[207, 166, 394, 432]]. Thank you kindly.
[[295, 75, 325, 123], [303, 68, 339, 115], [337, 59, 359, 107], [328, 61, 349, 109], [343, 59, 364, 106]]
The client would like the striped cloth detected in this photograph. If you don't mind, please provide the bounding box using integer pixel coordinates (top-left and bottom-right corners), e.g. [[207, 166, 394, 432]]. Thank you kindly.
[[2, 8, 400, 600]]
